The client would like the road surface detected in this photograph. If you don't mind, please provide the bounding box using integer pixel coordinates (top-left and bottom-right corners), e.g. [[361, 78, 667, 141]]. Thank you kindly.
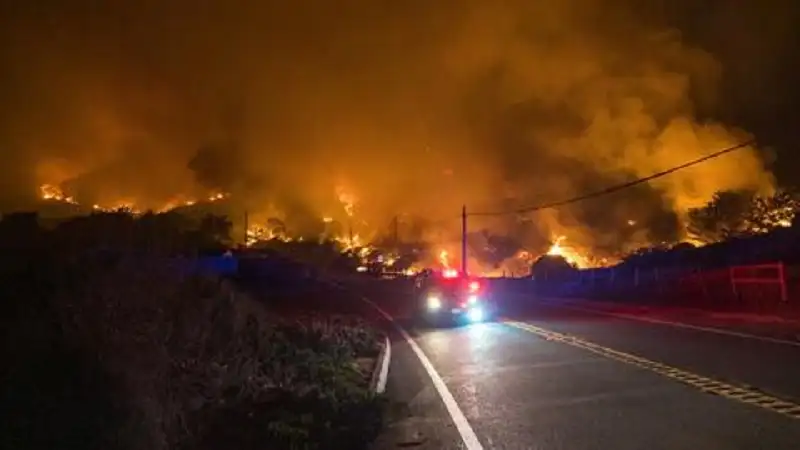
[[363, 282, 800, 450]]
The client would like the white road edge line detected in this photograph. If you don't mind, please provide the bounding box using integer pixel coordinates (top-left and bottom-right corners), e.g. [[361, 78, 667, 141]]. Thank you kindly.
[[360, 296, 484, 450], [375, 336, 391, 394], [541, 298, 800, 348]]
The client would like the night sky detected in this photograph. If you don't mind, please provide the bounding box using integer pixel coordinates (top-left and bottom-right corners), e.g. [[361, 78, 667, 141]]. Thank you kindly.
[[651, 0, 800, 181]]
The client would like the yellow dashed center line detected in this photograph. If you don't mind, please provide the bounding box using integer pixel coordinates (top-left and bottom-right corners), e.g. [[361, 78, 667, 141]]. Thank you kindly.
[[504, 320, 800, 420]]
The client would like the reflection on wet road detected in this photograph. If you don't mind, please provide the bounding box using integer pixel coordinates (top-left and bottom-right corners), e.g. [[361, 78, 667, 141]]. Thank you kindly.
[[372, 290, 800, 450]]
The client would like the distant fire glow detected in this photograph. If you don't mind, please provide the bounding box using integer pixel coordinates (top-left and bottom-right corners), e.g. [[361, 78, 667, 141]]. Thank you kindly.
[[37, 175, 797, 276], [38, 183, 227, 214]]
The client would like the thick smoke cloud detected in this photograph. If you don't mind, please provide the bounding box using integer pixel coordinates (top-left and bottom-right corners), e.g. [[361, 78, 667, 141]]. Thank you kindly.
[[0, 0, 780, 258]]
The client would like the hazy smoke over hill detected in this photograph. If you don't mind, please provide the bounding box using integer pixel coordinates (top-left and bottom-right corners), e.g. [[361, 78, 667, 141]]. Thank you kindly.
[[0, 1, 778, 261]]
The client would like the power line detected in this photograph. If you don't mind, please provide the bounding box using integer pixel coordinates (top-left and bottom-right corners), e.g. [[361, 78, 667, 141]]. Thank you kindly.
[[468, 139, 755, 217]]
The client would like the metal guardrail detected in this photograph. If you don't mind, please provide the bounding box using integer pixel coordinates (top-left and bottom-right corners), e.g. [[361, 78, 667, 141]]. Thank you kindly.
[[730, 263, 787, 302], [500, 261, 792, 305]]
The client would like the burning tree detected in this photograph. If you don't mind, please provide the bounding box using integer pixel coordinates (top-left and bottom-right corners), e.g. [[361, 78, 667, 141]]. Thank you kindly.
[[687, 190, 799, 245], [546, 236, 591, 268], [744, 190, 798, 233], [686, 190, 757, 244], [468, 229, 522, 271]]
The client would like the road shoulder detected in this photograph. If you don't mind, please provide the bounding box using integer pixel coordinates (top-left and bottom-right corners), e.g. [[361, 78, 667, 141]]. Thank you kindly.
[[371, 326, 468, 450]]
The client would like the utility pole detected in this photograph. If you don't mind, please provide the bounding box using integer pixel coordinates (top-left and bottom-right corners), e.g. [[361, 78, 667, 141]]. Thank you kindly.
[[243, 210, 249, 247], [348, 219, 354, 248], [461, 205, 467, 275], [393, 215, 399, 249]]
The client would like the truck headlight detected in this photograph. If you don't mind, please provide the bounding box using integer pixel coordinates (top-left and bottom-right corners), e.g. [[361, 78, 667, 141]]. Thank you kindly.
[[467, 295, 479, 305], [427, 296, 441, 310], [467, 306, 484, 322]]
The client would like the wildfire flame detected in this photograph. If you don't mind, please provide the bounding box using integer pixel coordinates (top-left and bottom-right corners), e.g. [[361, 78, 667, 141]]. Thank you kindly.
[[38, 183, 227, 214], [335, 233, 364, 251], [40, 184, 77, 204], [336, 185, 356, 217], [438, 249, 450, 268], [546, 236, 589, 269], [37, 182, 389, 266], [52, 180, 800, 274], [245, 226, 292, 247]]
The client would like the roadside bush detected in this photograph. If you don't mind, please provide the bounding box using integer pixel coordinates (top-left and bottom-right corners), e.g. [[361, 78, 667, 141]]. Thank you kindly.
[[272, 314, 383, 360], [2, 250, 384, 450]]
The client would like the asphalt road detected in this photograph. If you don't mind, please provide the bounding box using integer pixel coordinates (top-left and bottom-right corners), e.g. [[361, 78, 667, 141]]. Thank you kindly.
[[363, 281, 800, 450]]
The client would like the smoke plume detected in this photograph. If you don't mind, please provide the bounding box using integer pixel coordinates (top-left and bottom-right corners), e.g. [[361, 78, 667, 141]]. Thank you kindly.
[[0, 0, 781, 261]]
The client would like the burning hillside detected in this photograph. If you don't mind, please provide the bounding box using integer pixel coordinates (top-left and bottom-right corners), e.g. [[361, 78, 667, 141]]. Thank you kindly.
[[3, 1, 794, 273], [38, 184, 230, 215], [36, 175, 800, 278]]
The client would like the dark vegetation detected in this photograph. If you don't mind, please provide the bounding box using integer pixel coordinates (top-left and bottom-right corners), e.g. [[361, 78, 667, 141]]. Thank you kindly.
[[523, 190, 800, 312], [616, 189, 800, 269], [1, 210, 384, 450], [530, 254, 579, 281]]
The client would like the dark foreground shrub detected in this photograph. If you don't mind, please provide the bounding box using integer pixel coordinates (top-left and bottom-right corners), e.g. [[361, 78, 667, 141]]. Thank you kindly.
[[192, 386, 384, 449], [2, 251, 384, 450], [2, 342, 122, 450]]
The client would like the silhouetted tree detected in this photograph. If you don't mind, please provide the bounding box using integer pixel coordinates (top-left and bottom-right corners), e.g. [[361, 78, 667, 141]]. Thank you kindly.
[[199, 214, 232, 245], [469, 229, 521, 269], [266, 217, 287, 239], [530, 255, 578, 280], [686, 190, 753, 244]]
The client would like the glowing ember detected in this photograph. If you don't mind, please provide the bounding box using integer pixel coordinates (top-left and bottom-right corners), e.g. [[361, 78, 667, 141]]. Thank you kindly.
[[208, 192, 228, 202], [745, 195, 797, 233]]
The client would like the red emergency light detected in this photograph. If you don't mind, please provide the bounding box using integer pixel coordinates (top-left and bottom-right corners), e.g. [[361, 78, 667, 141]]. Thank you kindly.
[[468, 280, 480, 293], [442, 268, 459, 278]]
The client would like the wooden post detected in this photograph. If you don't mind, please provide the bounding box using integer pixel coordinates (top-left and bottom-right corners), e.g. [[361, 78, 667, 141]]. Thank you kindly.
[[779, 262, 788, 302], [697, 268, 709, 299], [461, 205, 467, 275]]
